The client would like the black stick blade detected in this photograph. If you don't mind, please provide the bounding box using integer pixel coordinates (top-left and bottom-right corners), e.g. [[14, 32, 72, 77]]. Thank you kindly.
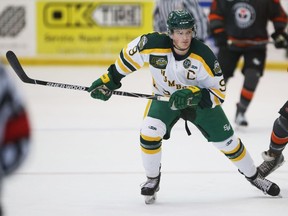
[[6, 50, 35, 84]]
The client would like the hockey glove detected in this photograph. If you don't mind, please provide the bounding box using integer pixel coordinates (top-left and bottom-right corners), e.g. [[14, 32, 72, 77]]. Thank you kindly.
[[169, 86, 202, 110], [213, 31, 228, 47], [88, 73, 121, 101], [271, 31, 288, 48]]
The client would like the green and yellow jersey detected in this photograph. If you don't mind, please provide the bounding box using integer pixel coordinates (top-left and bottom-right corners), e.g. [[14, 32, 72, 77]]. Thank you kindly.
[[113, 32, 226, 108]]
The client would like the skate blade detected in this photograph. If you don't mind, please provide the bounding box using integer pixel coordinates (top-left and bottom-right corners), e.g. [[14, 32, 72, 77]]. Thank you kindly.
[[144, 193, 157, 204]]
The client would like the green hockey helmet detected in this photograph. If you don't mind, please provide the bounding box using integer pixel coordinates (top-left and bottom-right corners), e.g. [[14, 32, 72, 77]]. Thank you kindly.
[[167, 10, 196, 35]]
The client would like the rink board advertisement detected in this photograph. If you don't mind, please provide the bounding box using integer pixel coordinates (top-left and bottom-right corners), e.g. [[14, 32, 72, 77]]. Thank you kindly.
[[0, 0, 35, 57], [0, 0, 287, 67], [36, 1, 153, 58]]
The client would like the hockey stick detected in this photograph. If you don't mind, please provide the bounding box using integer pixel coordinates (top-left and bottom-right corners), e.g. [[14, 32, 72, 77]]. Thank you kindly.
[[228, 39, 274, 45], [6, 50, 169, 102]]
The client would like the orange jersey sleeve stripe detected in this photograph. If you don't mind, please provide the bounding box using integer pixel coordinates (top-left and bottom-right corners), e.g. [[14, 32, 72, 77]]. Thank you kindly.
[[208, 14, 224, 21]]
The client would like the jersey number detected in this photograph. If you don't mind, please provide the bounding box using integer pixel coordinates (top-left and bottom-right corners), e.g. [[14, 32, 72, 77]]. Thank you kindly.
[[220, 79, 226, 92], [128, 46, 138, 56]]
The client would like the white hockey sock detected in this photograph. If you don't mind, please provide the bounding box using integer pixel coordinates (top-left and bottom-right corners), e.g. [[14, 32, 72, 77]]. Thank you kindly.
[[213, 135, 257, 178], [141, 149, 161, 178]]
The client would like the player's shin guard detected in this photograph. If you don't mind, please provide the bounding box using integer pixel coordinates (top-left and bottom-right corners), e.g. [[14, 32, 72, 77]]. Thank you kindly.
[[236, 69, 261, 126], [140, 135, 162, 203], [213, 135, 257, 177], [213, 135, 280, 196], [258, 115, 288, 177], [240, 69, 261, 108], [140, 117, 166, 177], [140, 141, 162, 178], [269, 116, 288, 154], [140, 117, 166, 203]]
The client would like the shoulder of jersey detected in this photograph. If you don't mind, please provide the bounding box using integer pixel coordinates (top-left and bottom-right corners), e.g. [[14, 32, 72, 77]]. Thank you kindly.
[[191, 39, 214, 56], [190, 39, 222, 76], [138, 32, 172, 51]]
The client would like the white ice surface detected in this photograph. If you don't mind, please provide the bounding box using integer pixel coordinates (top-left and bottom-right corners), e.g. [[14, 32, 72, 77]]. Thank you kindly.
[[2, 65, 288, 216]]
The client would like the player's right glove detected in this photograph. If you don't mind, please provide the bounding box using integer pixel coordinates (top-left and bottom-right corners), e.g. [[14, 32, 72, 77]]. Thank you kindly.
[[169, 86, 202, 110], [88, 73, 121, 101], [212, 31, 228, 47], [271, 31, 288, 48]]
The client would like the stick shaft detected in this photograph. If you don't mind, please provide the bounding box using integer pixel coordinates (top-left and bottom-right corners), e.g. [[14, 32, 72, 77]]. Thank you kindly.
[[228, 39, 273, 45], [6, 50, 169, 102]]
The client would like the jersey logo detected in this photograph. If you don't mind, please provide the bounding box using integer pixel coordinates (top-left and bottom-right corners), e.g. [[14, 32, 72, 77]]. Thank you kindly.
[[137, 36, 148, 51], [149, 55, 168, 69], [191, 65, 198, 70], [233, 3, 256, 29], [148, 125, 157, 131], [213, 60, 223, 76], [224, 124, 231, 131], [183, 59, 191, 69]]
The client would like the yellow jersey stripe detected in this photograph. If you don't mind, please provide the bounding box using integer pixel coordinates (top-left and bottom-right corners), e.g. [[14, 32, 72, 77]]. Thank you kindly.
[[123, 46, 141, 70], [210, 88, 225, 100], [140, 48, 171, 54], [143, 99, 152, 118], [189, 53, 214, 77], [214, 96, 221, 106], [116, 58, 131, 74]]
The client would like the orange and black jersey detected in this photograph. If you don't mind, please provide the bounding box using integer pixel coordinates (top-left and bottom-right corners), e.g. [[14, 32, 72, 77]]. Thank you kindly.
[[209, 0, 288, 47]]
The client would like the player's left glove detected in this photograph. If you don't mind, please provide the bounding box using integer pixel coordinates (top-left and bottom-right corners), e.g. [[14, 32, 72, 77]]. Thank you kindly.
[[88, 73, 121, 101], [169, 86, 202, 110], [271, 31, 288, 48]]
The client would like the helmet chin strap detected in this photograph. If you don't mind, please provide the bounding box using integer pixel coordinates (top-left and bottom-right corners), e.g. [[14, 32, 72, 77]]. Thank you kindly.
[[173, 44, 189, 52]]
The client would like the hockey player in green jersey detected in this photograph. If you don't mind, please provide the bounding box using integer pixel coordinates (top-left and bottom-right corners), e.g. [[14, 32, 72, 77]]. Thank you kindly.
[[88, 10, 280, 203]]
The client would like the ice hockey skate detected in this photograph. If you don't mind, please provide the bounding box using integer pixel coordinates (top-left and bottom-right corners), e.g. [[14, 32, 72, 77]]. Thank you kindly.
[[246, 170, 280, 196], [140, 173, 161, 204], [258, 151, 285, 177], [235, 103, 248, 126]]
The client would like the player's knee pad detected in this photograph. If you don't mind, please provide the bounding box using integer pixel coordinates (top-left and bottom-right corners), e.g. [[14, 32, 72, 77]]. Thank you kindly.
[[140, 117, 167, 154], [212, 135, 246, 161], [243, 69, 261, 91]]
